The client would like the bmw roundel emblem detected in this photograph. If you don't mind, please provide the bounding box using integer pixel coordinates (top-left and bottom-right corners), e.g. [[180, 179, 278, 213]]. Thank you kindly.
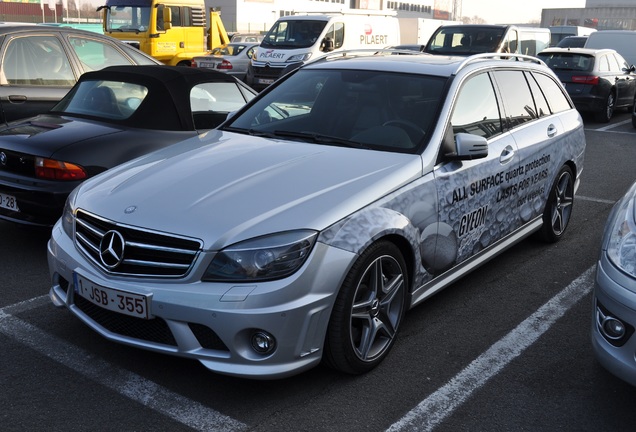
[[0, 152, 6, 166], [99, 230, 126, 269]]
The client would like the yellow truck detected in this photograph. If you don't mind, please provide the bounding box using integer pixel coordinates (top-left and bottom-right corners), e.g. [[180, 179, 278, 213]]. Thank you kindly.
[[100, 0, 229, 66]]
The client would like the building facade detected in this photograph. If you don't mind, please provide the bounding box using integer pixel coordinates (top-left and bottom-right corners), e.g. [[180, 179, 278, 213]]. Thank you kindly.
[[541, 1, 636, 30]]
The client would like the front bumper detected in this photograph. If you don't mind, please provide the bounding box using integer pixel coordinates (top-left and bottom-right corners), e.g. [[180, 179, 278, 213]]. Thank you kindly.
[[47, 220, 356, 379], [591, 254, 636, 387]]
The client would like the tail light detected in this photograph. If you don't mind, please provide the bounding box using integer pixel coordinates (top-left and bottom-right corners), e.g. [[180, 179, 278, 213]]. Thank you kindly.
[[571, 75, 599, 85], [217, 59, 233, 70], [35, 157, 87, 180]]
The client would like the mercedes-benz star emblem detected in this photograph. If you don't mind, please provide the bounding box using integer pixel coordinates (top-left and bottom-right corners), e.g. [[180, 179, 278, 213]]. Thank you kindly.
[[99, 230, 126, 269], [0, 152, 6, 166]]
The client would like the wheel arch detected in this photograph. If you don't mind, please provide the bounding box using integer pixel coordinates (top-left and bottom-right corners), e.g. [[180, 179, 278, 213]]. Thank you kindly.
[[320, 206, 420, 298]]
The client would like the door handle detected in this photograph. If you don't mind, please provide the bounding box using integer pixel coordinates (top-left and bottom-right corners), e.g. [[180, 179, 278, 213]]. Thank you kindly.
[[500, 145, 514, 164], [547, 124, 557, 137]]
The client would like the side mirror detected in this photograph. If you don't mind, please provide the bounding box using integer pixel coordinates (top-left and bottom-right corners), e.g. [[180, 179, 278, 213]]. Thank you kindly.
[[163, 7, 172, 31], [321, 37, 334, 52], [446, 133, 488, 160]]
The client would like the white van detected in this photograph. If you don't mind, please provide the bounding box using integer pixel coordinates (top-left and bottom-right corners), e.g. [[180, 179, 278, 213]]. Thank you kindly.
[[246, 11, 400, 90], [585, 30, 636, 66]]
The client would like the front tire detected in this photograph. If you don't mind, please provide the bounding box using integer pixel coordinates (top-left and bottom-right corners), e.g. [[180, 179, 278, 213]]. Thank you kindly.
[[323, 241, 407, 374], [537, 165, 574, 243]]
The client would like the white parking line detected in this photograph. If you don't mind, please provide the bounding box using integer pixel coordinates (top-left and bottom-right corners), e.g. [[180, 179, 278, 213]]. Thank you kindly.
[[0, 296, 248, 432], [576, 195, 616, 205], [596, 119, 632, 131], [386, 266, 595, 432]]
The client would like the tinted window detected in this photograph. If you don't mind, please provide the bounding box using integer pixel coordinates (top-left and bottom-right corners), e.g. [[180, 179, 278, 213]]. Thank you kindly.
[[537, 52, 593, 72], [3, 35, 75, 86], [532, 72, 572, 113], [493, 70, 535, 127], [191, 82, 253, 112], [57, 80, 148, 120], [613, 53, 630, 71], [451, 72, 501, 139], [68, 36, 134, 71], [226, 69, 446, 152], [526, 72, 550, 117], [607, 53, 622, 72]]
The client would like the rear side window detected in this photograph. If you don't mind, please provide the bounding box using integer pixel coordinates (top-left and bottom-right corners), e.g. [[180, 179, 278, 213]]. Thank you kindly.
[[3, 35, 75, 86], [525, 71, 550, 118], [493, 70, 535, 127], [451, 72, 502, 139], [532, 72, 572, 113]]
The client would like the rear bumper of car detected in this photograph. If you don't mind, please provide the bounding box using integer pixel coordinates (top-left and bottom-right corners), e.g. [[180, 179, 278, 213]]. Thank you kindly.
[[47, 220, 356, 379], [591, 255, 636, 387], [0, 177, 77, 227]]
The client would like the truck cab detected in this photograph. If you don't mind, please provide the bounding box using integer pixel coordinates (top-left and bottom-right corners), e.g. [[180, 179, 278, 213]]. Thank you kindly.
[[101, 0, 228, 66]]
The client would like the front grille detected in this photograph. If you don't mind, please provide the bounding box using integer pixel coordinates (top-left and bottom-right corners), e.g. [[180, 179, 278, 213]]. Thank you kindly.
[[75, 295, 178, 346], [252, 65, 284, 80], [74, 209, 202, 278]]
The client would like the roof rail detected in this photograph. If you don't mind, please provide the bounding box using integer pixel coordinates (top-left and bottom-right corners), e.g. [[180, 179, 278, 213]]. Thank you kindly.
[[455, 53, 546, 74], [314, 48, 426, 62]]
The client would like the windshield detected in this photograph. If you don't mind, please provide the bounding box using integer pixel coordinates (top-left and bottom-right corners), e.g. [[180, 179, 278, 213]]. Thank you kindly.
[[425, 26, 505, 55], [106, 6, 151, 32], [260, 20, 327, 49], [222, 69, 447, 153]]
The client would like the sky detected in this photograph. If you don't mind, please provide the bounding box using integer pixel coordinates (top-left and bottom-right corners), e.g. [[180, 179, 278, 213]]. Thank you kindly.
[[460, 0, 587, 24]]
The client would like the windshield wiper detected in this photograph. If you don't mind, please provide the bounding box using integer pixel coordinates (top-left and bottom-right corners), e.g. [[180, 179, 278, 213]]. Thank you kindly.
[[223, 128, 368, 148], [271, 130, 369, 149]]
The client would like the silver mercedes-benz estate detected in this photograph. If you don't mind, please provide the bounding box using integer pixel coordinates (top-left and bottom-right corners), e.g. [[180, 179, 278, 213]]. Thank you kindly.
[[48, 52, 586, 379]]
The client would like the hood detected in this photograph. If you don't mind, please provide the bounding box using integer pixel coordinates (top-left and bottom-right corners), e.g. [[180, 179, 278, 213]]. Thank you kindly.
[[0, 114, 122, 157], [75, 130, 422, 250]]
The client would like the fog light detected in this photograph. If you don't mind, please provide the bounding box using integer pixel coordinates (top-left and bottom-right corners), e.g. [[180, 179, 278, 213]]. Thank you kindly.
[[602, 317, 626, 340], [251, 331, 276, 354]]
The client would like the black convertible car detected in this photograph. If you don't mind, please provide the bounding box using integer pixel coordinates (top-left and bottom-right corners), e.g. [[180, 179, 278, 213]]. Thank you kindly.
[[0, 65, 257, 227]]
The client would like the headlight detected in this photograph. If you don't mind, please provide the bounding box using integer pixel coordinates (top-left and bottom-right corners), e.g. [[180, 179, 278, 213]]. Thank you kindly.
[[203, 230, 318, 282], [607, 182, 636, 277], [287, 53, 312, 63], [61, 187, 79, 238]]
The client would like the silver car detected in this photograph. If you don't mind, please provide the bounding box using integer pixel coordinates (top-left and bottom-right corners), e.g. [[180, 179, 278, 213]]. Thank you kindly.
[[192, 43, 259, 82], [592, 180, 636, 386], [48, 52, 586, 379]]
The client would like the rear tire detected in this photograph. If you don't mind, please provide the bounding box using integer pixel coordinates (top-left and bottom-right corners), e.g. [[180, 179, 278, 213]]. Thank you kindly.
[[594, 91, 615, 123], [537, 165, 574, 243], [323, 241, 407, 375]]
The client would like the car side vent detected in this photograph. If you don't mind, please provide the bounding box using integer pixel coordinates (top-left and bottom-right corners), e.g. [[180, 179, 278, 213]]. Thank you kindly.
[[74, 209, 202, 278]]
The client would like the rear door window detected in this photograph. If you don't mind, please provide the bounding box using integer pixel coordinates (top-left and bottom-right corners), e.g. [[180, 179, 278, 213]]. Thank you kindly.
[[492, 70, 536, 128]]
